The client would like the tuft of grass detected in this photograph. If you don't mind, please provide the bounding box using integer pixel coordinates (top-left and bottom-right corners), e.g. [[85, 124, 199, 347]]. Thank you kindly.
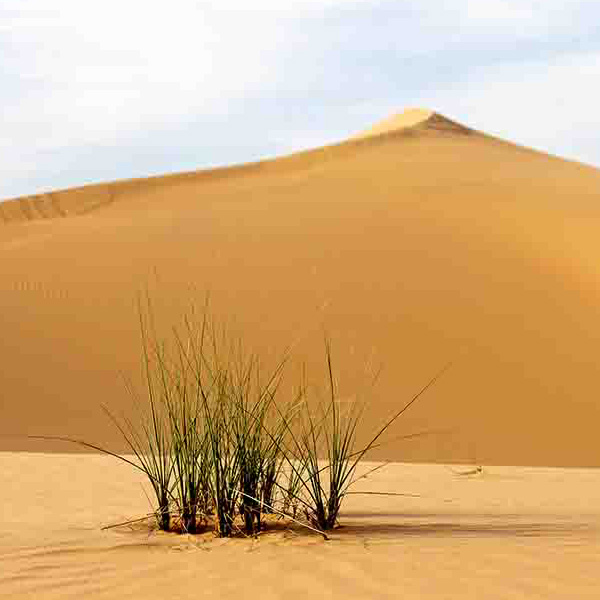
[[274, 340, 449, 531], [31, 298, 447, 539], [188, 321, 289, 536]]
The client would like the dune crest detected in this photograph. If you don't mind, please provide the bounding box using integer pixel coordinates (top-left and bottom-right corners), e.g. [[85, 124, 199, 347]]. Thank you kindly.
[[1, 109, 470, 226], [352, 107, 473, 140]]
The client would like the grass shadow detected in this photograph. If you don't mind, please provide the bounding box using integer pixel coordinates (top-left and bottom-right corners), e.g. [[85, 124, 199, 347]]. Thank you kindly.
[[335, 512, 597, 539]]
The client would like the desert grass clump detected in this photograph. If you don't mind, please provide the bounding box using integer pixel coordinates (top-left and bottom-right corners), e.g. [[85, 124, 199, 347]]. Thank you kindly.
[[161, 346, 208, 534], [154, 313, 284, 537], [274, 341, 447, 531], [39, 300, 445, 539], [190, 324, 290, 536], [272, 342, 365, 530], [229, 357, 288, 535]]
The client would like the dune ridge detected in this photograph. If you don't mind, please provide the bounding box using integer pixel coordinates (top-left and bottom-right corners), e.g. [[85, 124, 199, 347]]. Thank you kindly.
[[0, 108, 480, 225], [0, 107, 584, 225]]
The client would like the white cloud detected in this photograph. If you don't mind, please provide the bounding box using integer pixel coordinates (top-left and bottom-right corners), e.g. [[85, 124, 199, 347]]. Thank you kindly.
[[1, 2, 288, 142], [1, 1, 308, 197], [426, 0, 595, 35], [418, 50, 600, 166]]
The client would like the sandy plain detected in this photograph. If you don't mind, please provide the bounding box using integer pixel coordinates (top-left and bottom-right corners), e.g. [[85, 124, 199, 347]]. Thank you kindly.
[[1, 455, 599, 599], [2, 109, 600, 597]]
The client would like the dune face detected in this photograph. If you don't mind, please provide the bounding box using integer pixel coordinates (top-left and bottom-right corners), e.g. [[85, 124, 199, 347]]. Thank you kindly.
[[2, 109, 600, 466]]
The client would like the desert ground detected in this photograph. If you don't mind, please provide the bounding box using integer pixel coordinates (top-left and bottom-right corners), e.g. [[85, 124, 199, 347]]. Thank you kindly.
[[1, 456, 599, 599], [1, 109, 600, 597]]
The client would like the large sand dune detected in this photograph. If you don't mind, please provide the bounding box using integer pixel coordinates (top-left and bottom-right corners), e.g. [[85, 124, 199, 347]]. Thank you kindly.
[[2, 109, 600, 466]]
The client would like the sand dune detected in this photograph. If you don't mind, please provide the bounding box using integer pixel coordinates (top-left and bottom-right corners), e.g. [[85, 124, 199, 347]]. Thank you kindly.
[[2, 108, 600, 466]]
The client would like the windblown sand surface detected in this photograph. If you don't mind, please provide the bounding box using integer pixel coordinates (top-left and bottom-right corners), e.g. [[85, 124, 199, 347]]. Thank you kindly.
[[1, 454, 599, 599], [2, 109, 600, 464]]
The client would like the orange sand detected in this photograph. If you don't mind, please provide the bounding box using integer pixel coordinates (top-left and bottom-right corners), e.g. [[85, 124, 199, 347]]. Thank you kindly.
[[1, 454, 599, 599], [2, 109, 600, 466]]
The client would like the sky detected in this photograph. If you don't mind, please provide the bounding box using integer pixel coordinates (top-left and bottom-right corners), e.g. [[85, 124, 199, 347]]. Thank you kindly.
[[2, 0, 600, 200]]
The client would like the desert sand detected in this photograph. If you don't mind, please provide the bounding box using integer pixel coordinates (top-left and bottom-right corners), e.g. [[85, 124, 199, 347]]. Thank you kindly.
[[2, 108, 600, 464], [1, 455, 599, 599], [1, 109, 600, 597]]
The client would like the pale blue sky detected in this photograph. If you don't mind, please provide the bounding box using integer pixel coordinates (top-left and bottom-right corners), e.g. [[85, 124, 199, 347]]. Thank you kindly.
[[2, 1, 599, 200]]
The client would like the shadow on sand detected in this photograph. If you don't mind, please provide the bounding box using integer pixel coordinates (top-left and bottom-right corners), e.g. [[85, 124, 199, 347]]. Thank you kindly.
[[334, 512, 596, 539]]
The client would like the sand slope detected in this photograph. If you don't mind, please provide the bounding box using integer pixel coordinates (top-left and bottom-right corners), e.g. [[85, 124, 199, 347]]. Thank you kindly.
[[2, 109, 600, 465]]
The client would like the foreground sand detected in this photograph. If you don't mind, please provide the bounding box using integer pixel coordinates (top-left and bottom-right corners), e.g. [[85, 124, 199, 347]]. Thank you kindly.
[[1, 453, 598, 599]]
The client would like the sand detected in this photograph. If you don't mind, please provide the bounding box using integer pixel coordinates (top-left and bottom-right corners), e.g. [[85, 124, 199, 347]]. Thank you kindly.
[[2, 108, 600, 465], [1, 454, 599, 599], [351, 107, 436, 138]]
